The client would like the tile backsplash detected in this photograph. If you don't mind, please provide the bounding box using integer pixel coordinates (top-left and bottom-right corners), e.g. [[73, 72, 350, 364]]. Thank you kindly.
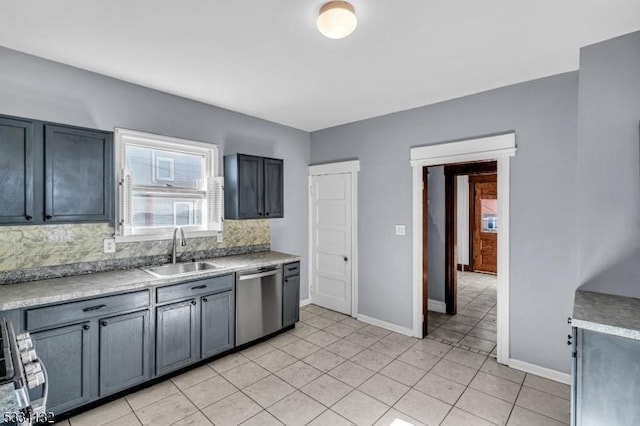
[[0, 220, 269, 272]]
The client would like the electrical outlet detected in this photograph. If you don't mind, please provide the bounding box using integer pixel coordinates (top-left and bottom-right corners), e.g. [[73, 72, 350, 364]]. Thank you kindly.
[[103, 238, 116, 254], [395, 225, 406, 236]]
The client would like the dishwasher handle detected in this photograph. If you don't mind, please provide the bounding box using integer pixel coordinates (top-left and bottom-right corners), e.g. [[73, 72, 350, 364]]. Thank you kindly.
[[238, 270, 280, 281]]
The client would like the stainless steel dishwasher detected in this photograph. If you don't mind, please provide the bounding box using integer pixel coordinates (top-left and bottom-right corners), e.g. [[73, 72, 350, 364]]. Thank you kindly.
[[235, 266, 283, 346]]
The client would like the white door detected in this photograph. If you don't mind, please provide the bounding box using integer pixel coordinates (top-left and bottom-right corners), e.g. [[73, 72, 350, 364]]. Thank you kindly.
[[310, 173, 352, 315]]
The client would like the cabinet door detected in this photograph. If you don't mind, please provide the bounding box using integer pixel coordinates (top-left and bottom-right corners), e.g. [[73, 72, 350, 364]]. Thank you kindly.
[[201, 292, 234, 358], [282, 275, 300, 327], [99, 310, 150, 396], [237, 154, 264, 219], [31, 322, 92, 414], [0, 116, 36, 224], [44, 124, 113, 223], [263, 158, 284, 218], [156, 300, 197, 375]]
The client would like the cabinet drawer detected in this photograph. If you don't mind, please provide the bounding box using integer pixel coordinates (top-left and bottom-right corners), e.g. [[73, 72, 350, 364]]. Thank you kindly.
[[26, 291, 149, 331], [156, 274, 233, 304], [283, 262, 300, 277]]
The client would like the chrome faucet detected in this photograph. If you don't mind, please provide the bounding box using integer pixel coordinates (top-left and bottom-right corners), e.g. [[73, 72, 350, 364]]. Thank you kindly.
[[171, 227, 187, 264]]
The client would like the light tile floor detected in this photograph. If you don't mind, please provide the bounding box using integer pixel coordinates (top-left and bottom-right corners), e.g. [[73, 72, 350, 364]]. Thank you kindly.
[[60, 302, 570, 426], [428, 272, 498, 357]]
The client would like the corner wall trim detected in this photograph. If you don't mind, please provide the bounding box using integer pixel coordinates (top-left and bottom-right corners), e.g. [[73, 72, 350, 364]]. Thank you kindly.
[[508, 358, 571, 385], [299, 298, 312, 307], [356, 314, 414, 337], [428, 299, 447, 314]]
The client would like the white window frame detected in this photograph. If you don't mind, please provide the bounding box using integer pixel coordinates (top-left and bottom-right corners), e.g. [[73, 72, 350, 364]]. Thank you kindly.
[[114, 128, 223, 242]]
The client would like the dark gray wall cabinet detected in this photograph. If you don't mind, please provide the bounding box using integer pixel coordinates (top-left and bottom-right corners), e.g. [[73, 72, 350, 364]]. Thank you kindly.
[[283, 262, 300, 327], [224, 154, 283, 219], [0, 114, 113, 225]]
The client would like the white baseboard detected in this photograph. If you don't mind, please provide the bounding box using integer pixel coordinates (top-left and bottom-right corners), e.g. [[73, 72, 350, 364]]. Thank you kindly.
[[428, 299, 447, 314], [356, 314, 415, 337], [508, 358, 571, 385], [299, 298, 312, 307]]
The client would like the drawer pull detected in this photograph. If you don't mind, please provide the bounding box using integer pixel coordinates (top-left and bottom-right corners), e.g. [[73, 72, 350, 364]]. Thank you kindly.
[[287, 267, 298, 272], [83, 304, 106, 312], [82, 324, 90, 331], [203, 297, 208, 303], [101, 320, 108, 327], [191, 300, 197, 305], [191, 285, 207, 290]]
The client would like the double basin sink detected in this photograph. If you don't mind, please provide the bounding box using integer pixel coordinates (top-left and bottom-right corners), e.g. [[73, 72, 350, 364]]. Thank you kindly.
[[142, 261, 224, 278]]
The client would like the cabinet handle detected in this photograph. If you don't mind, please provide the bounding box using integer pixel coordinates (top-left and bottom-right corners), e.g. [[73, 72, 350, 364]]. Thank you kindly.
[[284, 278, 288, 283], [83, 304, 106, 312], [203, 298, 208, 303], [45, 214, 53, 220], [25, 215, 32, 221], [191, 300, 197, 305], [82, 324, 90, 331], [101, 320, 108, 327], [344, 256, 348, 262], [265, 212, 270, 216], [191, 285, 207, 290], [258, 212, 263, 216]]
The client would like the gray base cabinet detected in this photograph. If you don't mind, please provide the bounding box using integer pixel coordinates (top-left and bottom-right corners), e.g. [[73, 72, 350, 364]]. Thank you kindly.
[[31, 322, 92, 414], [283, 262, 300, 327], [573, 328, 640, 425], [156, 300, 198, 375], [201, 292, 234, 358], [99, 310, 150, 396]]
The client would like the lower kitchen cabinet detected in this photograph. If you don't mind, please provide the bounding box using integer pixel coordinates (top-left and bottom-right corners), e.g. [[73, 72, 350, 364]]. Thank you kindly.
[[283, 275, 300, 327], [283, 262, 300, 328], [201, 291, 234, 358], [156, 300, 198, 375], [99, 310, 150, 396], [31, 322, 92, 414]]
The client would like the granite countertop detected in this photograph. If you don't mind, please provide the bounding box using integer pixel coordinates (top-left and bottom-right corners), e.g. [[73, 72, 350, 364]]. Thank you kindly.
[[0, 251, 300, 311], [572, 250, 640, 340]]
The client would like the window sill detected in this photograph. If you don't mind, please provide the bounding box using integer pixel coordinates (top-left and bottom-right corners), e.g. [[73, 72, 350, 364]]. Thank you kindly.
[[114, 231, 222, 244]]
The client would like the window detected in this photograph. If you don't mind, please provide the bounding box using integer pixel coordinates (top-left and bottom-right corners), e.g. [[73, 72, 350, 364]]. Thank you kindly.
[[115, 128, 223, 240]]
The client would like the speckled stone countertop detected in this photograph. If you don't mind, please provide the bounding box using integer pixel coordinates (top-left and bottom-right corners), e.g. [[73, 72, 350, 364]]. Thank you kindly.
[[572, 250, 640, 340], [0, 251, 300, 311]]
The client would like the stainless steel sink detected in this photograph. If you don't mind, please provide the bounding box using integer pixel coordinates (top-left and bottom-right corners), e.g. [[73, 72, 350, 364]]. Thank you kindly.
[[142, 262, 223, 278]]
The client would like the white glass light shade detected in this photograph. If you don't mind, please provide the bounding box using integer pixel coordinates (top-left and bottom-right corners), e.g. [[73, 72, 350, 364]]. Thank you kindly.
[[317, 1, 357, 39]]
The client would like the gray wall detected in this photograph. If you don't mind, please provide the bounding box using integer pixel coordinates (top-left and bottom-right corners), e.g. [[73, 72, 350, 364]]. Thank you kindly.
[[0, 46, 311, 300], [311, 72, 579, 373], [427, 166, 446, 303], [577, 31, 640, 285]]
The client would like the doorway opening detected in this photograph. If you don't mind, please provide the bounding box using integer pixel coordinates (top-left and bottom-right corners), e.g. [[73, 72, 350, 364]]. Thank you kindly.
[[411, 133, 515, 364], [424, 161, 498, 357]]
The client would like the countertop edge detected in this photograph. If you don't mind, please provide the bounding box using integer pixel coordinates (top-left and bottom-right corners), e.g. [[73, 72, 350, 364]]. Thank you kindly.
[[0, 252, 301, 311], [571, 318, 640, 341]]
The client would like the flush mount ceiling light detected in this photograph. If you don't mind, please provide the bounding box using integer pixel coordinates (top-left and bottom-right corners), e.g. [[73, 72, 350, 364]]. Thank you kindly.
[[317, 1, 357, 39]]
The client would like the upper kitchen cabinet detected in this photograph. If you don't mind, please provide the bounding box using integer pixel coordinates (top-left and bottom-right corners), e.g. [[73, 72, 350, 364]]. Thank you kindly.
[[44, 124, 113, 223], [0, 114, 114, 225], [224, 154, 283, 219], [0, 116, 37, 224]]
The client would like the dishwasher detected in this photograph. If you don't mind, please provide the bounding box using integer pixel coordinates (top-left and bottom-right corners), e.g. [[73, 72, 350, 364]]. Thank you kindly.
[[235, 266, 283, 346]]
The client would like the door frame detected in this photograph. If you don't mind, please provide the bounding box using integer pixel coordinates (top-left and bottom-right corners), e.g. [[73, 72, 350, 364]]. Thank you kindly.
[[308, 160, 360, 317], [443, 163, 497, 314], [410, 133, 515, 364]]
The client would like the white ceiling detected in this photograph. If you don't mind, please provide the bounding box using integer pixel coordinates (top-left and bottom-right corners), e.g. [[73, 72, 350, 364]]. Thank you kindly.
[[1, 1, 639, 131]]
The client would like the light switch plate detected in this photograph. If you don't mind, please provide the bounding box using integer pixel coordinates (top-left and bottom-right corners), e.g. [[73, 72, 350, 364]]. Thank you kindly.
[[395, 225, 406, 236], [103, 238, 116, 254]]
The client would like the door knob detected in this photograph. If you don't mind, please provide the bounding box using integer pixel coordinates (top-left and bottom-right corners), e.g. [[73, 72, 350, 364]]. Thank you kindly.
[[343, 256, 348, 262]]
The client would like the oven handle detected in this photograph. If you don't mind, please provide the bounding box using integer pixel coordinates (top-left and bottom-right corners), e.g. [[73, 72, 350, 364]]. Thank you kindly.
[[30, 356, 49, 415], [238, 270, 279, 281]]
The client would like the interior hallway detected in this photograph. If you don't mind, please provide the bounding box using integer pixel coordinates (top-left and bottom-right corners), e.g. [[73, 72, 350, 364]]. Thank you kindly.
[[428, 271, 498, 357]]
